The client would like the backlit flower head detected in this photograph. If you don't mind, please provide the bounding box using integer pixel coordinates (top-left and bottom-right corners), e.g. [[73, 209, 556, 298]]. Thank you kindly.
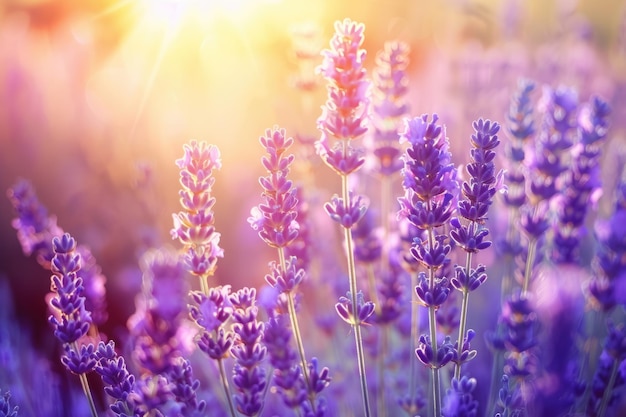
[[249, 127, 299, 249], [316, 18, 370, 176], [171, 140, 223, 278]]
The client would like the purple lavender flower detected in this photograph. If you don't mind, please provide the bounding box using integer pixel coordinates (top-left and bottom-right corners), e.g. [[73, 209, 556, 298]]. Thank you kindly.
[[368, 41, 410, 176], [229, 287, 267, 416], [316, 18, 369, 176], [48, 233, 92, 347], [189, 286, 234, 360], [7, 180, 108, 326], [398, 114, 456, 230], [128, 249, 188, 375], [248, 127, 299, 249], [442, 376, 479, 417], [587, 322, 626, 417], [94, 340, 139, 416], [167, 357, 206, 416], [553, 97, 610, 263], [171, 141, 223, 288], [335, 291, 375, 326], [0, 391, 18, 417]]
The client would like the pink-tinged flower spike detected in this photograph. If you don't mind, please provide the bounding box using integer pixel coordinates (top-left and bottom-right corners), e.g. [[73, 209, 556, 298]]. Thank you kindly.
[[316, 18, 372, 417], [171, 140, 223, 295], [316, 18, 369, 176], [49, 233, 98, 417]]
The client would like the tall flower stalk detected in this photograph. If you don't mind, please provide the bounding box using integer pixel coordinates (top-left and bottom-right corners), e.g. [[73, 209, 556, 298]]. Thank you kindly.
[[450, 119, 502, 380], [248, 126, 320, 412], [171, 141, 236, 417], [398, 114, 456, 417], [316, 18, 372, 417], [48, 233, 98, 417]]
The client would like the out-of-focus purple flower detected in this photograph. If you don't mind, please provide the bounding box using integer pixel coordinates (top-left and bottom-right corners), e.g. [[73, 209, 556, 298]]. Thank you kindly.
[[553, 96, 610, 264], [494, 375, 524, 417], [335, 291, 375, 326], [171, 141, 223, 279], [351, 208, 383, 263], [285, 186, 312, 272], [7, 180, 108, 326], [442, 376, 478, 417], [0, 391, 18, 417], [367, 41, 410, 176], [587, 322, 626, 417], [128, 375, 176, 415], [249, 127, 300, 249], [229, 287, 267, 416], [316, 18, 369, 176], [588, 181, 626, 312], [507, 79, 536, 141], [128, 249, 188, 375], [6, 179, 62, 265]]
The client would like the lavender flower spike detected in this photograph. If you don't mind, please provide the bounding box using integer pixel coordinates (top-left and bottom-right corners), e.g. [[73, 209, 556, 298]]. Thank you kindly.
[[171, 140, 223, 293], [49, 233, 98, 417], [0, 391, 18, 417], [316, 18, 370, 176]]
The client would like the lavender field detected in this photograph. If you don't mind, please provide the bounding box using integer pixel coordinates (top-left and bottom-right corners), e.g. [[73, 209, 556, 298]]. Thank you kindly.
[[1, 1, 625, 416]]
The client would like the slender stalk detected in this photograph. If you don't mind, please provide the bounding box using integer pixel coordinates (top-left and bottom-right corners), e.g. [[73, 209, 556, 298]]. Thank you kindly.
[[279, 247, 316, 412], [454, 250, 473, 380], [521, 238, 537, 296], [342, 173, 372, 417], [74, 343, 98, 417], [409, 271, 420, 402], [485, 350, 503, 417], [218, 358, 238, 417], [425, 226, 442, 417], [597, 357, 620, 417]]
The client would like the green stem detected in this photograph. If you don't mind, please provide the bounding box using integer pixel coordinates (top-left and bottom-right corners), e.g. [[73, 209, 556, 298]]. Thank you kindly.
[[74, 343, 98, 417], [218, 358, 238, 417], [454, 251, 473, 381], [278, 246, 316, 411], [409, 271, 420, 402], [427, 226, 441, 417], [342, 173, 372, 417], [598, 356, 620, 417]]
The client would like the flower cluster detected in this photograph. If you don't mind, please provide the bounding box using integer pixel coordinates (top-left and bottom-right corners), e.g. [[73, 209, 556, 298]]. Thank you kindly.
[[171, 140, 223, 289]]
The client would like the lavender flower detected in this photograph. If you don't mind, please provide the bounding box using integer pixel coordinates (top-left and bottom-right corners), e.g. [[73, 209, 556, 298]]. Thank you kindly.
[[167, 357, 206, 416], [450, 118, 502, 379], [48, 233, 98, 417], [316, 18, 369, 176], [368, 41, 410, 176], [7, 180, 108, 326], [171, 141, 223, 293], [230, 287, 267, 416], [94, 340, 139, 416], [0, 391, 18, 417], [553, 96, 610, 263], [399, 114, 457, 417], [128, 249, 188, 375]]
